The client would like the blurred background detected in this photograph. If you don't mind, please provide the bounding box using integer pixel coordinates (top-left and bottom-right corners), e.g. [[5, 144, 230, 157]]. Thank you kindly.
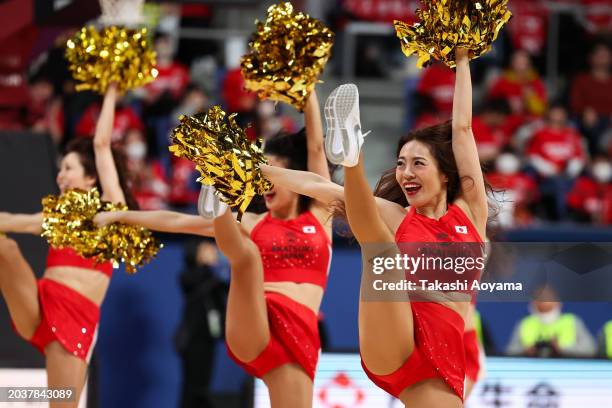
[[0, 0, 611, 407]]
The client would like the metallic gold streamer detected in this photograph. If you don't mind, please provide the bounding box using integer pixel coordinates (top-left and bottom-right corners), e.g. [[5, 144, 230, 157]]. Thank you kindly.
[[240, 2, 334, 111], [169, 106, 272, 220], [65, 26, 158, 94], [41, 188, 161, 274], [394, 0, 512, 68]]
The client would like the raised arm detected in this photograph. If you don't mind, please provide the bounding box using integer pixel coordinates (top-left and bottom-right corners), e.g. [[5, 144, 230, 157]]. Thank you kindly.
[[452, 48, 487, 235], [304, 89, 331, 180], [94, 83, 126, 205], [0, 212, 43, 235], [94, 210, 214, 237]]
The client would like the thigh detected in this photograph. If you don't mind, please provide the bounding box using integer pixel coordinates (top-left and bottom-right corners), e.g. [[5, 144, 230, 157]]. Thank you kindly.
[[399, 377, 463, 408], [0, 237, 40, 339], [225, 248, 270, 362], [45, 341, 88, 408], [263, 363, 313, 408]]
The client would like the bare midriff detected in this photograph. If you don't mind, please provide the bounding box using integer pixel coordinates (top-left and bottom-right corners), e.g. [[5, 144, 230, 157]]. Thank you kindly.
[[43, 267, 110, 305], [263, 281, 324, 315]]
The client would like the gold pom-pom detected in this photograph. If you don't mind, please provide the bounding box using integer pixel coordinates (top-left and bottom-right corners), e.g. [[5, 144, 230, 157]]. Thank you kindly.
[[41, 189, 162, 274], [65, 26, 158, 94], [394, 0, 512, 68], [240, 2, 334, 111], [169, 106, 272, 219]]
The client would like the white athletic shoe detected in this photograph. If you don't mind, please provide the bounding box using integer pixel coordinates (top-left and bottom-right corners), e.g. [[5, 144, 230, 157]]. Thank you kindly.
[[197, 185, 228, 219], [324, 83, 370, 167]]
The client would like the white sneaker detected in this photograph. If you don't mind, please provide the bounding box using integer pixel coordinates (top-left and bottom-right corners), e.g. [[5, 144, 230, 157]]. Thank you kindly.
[[197, 185, 228, 219], [324, 83, 370, 167]]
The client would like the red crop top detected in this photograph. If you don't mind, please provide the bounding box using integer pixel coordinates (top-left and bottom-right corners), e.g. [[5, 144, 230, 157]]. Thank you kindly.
[[46, 247, 113, 278], [250, 211, 331, 288], [395, 204, 484, 297]]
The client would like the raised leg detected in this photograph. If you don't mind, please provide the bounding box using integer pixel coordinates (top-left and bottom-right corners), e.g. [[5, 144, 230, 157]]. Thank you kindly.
[[213, 210, 269, 362], [0, 236, 40, 339], [343, 155, 415, 374]]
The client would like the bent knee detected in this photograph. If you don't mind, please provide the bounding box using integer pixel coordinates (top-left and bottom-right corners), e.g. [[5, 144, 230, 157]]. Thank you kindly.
[[360, 340, 413, 376], [226, 326, 268, 362], [0, 237, 19, 259]]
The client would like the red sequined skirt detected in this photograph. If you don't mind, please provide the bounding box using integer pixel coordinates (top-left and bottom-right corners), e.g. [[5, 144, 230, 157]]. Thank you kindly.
[[226, 292, 320, 380], [464, 329, 481, 382], [12, 278, 99, 361], [361, 302, 465, 400]]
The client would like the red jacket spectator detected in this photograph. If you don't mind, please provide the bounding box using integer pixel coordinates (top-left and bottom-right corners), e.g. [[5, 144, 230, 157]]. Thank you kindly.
[[75, 103, 144, 142], [507, 0, 548, 55], [144, 62, 190, 102], [489, 71, 547, 119], [168, 156, 199, 206], [472, 113, 522, 161], [488, 153, 539, 226], [132, 160, 170, 210], [567, 176, 612, 224], [416, 63, 455, 116], [570, 44, 612, 116], [222, 68, 257, 114], [526, 126, 587, 176], [580, 0, 612, 34]]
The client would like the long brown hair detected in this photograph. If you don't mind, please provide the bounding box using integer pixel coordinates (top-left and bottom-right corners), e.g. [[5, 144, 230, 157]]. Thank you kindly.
[[64, 138, 139, 209], [264, 128, 312, 214], [333, 120, 494, 220]]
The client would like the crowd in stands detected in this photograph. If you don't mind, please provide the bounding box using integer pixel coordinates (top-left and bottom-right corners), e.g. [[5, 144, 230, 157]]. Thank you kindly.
[[1, 1, 611, 228]]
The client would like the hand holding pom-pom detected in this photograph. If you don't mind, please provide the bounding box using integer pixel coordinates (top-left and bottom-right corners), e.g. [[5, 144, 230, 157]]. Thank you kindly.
[[394, 0, 512, 69]]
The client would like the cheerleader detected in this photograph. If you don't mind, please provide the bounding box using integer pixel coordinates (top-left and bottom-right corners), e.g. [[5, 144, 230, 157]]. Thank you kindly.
[[95, 90, 332, 407], [261, 48, 487, 407], [0, 83, 135, 407]]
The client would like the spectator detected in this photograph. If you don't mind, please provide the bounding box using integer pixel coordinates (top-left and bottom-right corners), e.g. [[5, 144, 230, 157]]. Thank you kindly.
[[579, 0, 612, 35], [221, 67, 257, 128], [488, 152, 539, 227], [472, 98, 522, 162], [489, 49, 547, 119], [253, 100, 297, 141], [570, 42, 612, 118], [25, 75, 64, 144], [506, 285, 596, 358], [415, 62, 455, 117], [123, 128, 169, 210], [175, 238, 227, 408], [525, 104, 588, 219], [75, 97, 144, 142], [506, 0, 549, 56], [140, 32, 190, 117], [597, 320, 612, 359], [567, 155, 612, 224], [577, 107, 610, 156]]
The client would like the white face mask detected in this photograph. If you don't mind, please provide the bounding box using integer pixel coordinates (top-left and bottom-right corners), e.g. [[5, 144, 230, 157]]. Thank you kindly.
[[126, 143, 147, 161], [592, 162, 612, 183], [496, 153, 520, 175], [530, 304, 561, 324]]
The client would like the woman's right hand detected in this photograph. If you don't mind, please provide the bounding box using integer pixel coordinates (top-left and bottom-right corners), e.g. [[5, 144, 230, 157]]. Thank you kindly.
[[94, 211, 123, 227]]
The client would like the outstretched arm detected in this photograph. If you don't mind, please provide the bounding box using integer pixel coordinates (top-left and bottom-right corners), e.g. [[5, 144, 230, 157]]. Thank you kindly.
[[94, 83, 126, 205], [261, 164, 343, 206], [261, 163, 405, 232], [304, 89, 331, 180], [452, 48, 487, 235], [0, 212, 43, 235], [94, 210, 214, 237]]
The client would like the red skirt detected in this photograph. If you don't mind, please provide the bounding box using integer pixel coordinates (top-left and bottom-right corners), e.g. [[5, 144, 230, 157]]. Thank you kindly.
[[12, 279, 99, 361], [464, 329, 481, 382], [226, 292, 320, 380], [361, 302, 465, 400]]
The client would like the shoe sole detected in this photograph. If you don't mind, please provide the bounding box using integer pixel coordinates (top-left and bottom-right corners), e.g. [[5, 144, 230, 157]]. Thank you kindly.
[[324, 84, 362, 166], [198, 185, 227, 219]]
